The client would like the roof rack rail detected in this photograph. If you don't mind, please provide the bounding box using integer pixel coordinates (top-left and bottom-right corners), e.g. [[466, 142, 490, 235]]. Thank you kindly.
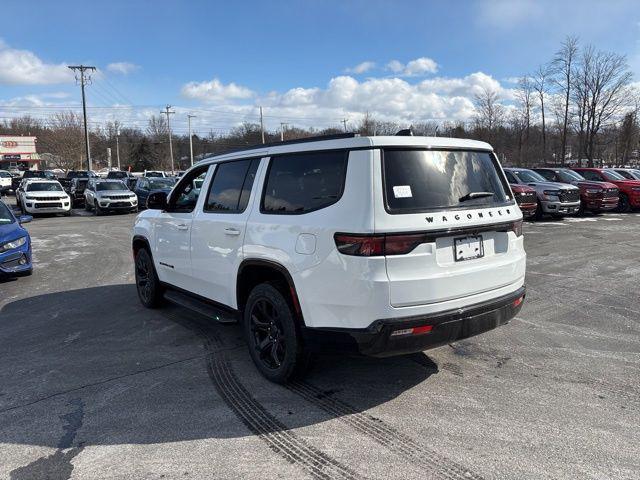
[[205, 132, 360, 158]]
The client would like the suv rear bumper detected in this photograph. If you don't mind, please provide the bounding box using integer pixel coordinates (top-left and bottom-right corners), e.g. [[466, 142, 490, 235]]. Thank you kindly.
[[303, 286, 525, 357]]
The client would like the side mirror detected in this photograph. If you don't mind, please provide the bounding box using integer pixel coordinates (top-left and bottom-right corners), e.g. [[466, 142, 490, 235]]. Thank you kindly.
[[147, 191, 168, 210], [18, 215, 33, 224]]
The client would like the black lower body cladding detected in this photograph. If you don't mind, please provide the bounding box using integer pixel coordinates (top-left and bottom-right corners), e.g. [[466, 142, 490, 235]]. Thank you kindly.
[[303, 286, 525, 357]]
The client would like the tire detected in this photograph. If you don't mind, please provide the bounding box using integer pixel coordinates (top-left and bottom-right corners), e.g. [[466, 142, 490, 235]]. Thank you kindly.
[[94, 201, 102, 216], [84, 199, 91, 211], [534, 201, 544, 221], [134, 248, 164, 308], [617, 193, 631, 213], [243, 283, 310, 384]]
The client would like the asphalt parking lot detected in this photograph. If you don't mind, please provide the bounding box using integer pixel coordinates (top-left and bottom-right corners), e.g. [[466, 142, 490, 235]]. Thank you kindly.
[[1, 205, 639, 480]]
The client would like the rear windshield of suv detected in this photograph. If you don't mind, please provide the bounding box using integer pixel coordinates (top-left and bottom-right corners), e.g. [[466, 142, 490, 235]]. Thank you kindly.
[[382, 149, 510, 213]]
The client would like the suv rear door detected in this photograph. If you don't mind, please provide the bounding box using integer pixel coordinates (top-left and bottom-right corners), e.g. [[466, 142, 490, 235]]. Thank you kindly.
[[190, 158, 261, 306], [375, 148, 525, 307]]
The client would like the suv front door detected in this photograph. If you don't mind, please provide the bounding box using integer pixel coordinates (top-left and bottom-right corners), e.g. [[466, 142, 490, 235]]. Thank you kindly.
[[154, 165, 210, 290], [190, 158, 262, 306]]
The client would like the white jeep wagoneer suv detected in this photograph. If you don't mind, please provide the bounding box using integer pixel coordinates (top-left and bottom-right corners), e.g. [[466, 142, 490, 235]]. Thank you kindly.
[[132, 133, 526, 383]]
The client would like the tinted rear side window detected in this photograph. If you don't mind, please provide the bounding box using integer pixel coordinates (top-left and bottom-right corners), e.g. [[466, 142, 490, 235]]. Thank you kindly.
[[204, 159, 259, 213], [383, 149, 510, 213], [262, 151, 348, 214]]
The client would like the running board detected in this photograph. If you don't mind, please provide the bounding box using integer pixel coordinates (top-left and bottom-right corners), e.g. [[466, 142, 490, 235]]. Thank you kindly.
[[163, 289, 238, 324]]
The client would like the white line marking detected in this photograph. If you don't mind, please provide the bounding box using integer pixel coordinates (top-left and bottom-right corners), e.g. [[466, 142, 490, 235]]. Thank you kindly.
[[602, 218, 623, 221]]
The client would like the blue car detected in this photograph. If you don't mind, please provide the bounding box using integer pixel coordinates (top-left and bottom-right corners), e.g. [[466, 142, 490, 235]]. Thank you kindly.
[[133, 177, 176, 209], [0, 200, 33, 277]]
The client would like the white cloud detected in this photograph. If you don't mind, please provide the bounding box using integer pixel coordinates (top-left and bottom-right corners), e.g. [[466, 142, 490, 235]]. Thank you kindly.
[[106, 62, 139, 75], [345, 61, 376, 74], [0, 39, 73, 85], [181, 78, 255, 103], [385, 57, 439, 77]]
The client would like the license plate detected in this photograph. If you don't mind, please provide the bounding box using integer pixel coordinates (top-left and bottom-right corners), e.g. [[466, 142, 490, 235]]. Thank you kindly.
[[454, 235, 484, 262]]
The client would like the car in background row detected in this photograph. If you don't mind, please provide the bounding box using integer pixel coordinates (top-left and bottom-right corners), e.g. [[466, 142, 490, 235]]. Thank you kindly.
[[609, 168, 640, 181], [133, 177, 176, 209], [106, 170, 138, 190], [533, 167, 618, 214], [58, 170, 96, 192], [143, 170, 168, 178], [0, 170, 12, 194], [572, 168, 640, 212], [503, 167, 580, 219], [11, 170, 57, 192], [510, 184, 537, 218], [0, 200, 32, 277], [69, 177, 89, 207], [17, 179, 72, 216], [84, 179, 138, 215]]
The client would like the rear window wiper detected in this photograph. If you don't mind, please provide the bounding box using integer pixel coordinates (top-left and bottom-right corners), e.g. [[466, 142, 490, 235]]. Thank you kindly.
[[458, 191, 494, 202]]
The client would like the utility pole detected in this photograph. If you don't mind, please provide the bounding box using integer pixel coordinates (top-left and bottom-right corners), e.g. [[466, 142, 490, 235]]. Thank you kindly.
[[115, 127, 121, 170], [280, 122, 288, 142], [68, 65, 96, 171], [161, 105, 175, 173], [342, 118, 348, 132], [259, 106, 265, 144], [187, 114, 196, 167]]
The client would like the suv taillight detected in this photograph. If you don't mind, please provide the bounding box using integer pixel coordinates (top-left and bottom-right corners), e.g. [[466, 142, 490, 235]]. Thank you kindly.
[[336, 222, 523, 256], [334, 233, 428, 256], [511, 220, 523, 237]]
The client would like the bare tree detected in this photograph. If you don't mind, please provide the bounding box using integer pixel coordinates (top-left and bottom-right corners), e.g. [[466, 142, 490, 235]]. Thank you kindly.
[[572, 46, 633, 165], [533, 65, 550, 163], [551, 35, 579, 164], [473, 87, 505, 131]]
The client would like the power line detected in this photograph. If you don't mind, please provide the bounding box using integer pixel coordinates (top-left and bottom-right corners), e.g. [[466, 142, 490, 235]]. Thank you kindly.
[[68, 65, 96, 171], [161, 105, 175, 173]]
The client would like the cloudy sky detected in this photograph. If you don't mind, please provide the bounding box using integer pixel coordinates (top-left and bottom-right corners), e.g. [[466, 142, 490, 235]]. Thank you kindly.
[[0, 0, 639, 136]]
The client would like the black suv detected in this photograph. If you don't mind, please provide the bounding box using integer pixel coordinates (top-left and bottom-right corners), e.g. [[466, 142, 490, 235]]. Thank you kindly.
[[11, 170, 57, 192], [106, 171, 138, 190], [69, 177, 89, 207]]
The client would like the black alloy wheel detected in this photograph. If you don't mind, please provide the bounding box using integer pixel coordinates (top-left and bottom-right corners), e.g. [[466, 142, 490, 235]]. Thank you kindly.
[[250, 298, 287, 370], [244, 283, 310, 383], [135, 248, 163, 308]]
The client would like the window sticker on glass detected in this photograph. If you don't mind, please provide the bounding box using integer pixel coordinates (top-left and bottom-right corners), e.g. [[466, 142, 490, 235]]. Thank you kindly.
[[393, 185, 412, 198]]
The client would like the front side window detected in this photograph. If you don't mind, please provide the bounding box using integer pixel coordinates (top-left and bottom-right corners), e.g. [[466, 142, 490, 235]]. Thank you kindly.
[[535, 170, 555, 181], [603, 170, 625, 181], [559, 170, 584, 182], [262, 151, 348, 214], [383, 149, 510, 213], [204, 159, 259, 213], [512, 169, 546, 183], [579, 170, 602, 181], [169, 166, 209, 212], [27, 182, 63, 192], [504, 171, 518, 184]]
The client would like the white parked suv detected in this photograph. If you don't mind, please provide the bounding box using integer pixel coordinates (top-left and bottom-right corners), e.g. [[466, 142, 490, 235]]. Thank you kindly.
[[133, 133, 526, 383], [18, 179, 71, 216], [0, 170, 12, 194]]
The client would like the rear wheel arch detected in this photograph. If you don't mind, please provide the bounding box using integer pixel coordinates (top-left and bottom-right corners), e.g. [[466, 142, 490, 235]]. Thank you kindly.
[[236, 259, 303, 324]]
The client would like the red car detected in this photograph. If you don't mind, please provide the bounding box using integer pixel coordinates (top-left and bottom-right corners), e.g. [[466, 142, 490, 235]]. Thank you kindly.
[[533, 167, 618, 214], [510, 184, 537, 218], [572, 168, 640, 212]]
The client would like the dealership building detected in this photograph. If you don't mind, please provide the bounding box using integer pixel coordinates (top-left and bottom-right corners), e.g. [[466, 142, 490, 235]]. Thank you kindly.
[[0, 135, 40, 172]]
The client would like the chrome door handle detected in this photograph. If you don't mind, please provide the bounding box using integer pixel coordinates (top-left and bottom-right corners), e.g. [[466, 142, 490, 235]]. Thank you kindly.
[[224, 228, 241, 236], [176, 223, 189, 231]]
